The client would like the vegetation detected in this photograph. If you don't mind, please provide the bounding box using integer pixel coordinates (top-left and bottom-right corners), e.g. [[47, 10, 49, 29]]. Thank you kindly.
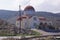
[[0, 31, 40, 36], [0, 19, 41, 36], [38, 22, 55, 30], [16, 30, 40, 36]]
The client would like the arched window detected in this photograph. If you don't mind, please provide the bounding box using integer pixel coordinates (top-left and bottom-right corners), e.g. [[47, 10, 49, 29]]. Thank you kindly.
[[39, 22, 43, 25], [33, 23, 37, 26], [33, 17, 37, 20]]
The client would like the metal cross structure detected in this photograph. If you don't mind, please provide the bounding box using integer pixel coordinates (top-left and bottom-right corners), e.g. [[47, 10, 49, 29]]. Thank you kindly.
[[18, 5, 21, 33], [17, 0, 31, 34]]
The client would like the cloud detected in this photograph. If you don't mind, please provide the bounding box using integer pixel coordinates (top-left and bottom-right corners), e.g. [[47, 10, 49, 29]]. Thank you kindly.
[[30, 0, 45, 6], [48, 0, 60, 6], [20, 0, 60, 13], [36, 0, 60, 13], [0, 0, 60, 13], [20, 0, 45, 10], [0, 0, 18, 11]]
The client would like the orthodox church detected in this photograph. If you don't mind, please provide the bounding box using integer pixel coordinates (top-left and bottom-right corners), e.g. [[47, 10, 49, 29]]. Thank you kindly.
[[16, 5, 60, 32]]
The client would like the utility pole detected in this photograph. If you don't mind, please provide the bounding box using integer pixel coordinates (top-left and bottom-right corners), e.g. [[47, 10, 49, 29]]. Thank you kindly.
[[16, 5, 21, 34], [19, 5, 21, 33]]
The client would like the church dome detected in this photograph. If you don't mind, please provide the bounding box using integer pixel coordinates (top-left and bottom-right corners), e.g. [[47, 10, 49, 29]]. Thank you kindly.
[[24, 6, 35, 11]]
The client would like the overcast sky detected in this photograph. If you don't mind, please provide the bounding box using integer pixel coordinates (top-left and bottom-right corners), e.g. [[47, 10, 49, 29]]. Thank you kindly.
[[0, 0, 60, 13]]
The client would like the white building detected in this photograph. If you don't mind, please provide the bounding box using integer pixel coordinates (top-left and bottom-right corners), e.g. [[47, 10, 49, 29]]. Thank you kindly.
[[16, 6, 53, 30]]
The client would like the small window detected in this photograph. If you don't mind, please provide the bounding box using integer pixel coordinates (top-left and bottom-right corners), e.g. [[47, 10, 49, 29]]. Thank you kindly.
[[49, 23, 51, 25], [34, 23, 37, 26], [33, 17, 37, 20], [39, 22, 43, 25], [25, 22, 27, 25]]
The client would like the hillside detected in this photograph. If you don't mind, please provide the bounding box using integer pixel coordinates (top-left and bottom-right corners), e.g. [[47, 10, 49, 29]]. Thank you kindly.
[[0, 10, 60, 24], [56, 13, 60, 15], [0, 10, 17, 20]]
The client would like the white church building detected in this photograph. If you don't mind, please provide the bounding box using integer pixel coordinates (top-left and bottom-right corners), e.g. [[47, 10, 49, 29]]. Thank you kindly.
[[16, 6, 53, 30]]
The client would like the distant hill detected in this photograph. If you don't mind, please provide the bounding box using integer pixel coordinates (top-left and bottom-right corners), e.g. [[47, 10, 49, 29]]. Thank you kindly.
[[0, 10, 60, 24], [36, 12, 60, 17], [0, 10, 18, 20], [56, 13, 60, 15]]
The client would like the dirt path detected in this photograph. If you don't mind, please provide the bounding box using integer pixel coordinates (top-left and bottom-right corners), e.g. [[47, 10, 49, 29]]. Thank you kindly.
[[31, 29, 60, 35]]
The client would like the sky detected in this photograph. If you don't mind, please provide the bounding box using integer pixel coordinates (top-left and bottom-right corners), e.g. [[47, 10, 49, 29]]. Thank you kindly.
[[0, 0, 60, 13]]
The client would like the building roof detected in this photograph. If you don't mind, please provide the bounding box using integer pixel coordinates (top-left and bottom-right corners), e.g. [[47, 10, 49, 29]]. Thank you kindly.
[[17, 17, 22, 21], [24, 6, 35, 11], [39, 17, 46, 20]]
